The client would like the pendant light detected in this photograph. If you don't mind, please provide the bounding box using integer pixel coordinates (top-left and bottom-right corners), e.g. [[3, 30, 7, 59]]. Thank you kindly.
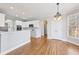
[[54, 3, 62, 20]]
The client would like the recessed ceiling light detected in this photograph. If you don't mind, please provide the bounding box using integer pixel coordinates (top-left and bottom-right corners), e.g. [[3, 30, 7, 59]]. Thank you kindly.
[[16, 14, 18, 17], [10, 6, 14, 10], [22, 12, 25, 15]]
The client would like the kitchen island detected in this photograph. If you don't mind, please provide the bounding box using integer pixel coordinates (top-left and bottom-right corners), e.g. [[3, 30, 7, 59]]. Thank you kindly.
[[0, 30, 31, 54]]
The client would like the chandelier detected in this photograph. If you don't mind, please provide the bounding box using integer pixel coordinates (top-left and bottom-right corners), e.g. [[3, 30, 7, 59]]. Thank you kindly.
[[54, 3, 62, 20]]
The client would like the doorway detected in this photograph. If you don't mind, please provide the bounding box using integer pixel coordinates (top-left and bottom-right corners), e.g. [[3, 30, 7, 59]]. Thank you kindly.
[[44, 20, 47, 37]]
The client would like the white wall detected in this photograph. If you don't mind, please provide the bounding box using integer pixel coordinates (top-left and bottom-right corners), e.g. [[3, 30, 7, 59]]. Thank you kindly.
[[40, 20, 44, 36], [47, 17, 67, 41], [0, 13, 5, 27]]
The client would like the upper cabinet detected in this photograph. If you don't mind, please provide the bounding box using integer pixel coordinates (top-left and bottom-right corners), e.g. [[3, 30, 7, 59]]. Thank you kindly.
[[22, 20, 40, 28], [0, 13, 5, 27], [68, 13, 79, 39]]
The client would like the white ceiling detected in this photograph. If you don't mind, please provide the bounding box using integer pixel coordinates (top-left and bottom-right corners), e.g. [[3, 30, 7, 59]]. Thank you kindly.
[[0, 3, 79, 20]]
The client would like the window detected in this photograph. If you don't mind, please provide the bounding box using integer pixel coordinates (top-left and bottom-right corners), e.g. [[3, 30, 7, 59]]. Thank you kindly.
[[68, 13, 79, 38]]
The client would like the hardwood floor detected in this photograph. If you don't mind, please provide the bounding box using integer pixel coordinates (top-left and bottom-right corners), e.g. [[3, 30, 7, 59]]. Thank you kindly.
[[7, 36, 79, 55]]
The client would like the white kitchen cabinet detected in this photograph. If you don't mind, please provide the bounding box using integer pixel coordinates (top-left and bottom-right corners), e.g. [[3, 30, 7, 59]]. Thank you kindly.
[[0, 30, 31, 54], [0, 13, 5, 27]]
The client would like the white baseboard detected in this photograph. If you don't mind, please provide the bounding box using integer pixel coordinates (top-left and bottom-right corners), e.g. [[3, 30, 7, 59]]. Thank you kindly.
[[48, 38, 67, 41], [0, 40, 30, 55], [48, 38, 79, 46], [66, 40, 79, 46]]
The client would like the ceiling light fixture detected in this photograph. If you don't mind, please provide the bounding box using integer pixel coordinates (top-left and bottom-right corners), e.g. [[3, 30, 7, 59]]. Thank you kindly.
[[54, 3, 62, 20], [22, 12, 25, 15], [10, 6, 14, 10], [16, 14, 18, 17]]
